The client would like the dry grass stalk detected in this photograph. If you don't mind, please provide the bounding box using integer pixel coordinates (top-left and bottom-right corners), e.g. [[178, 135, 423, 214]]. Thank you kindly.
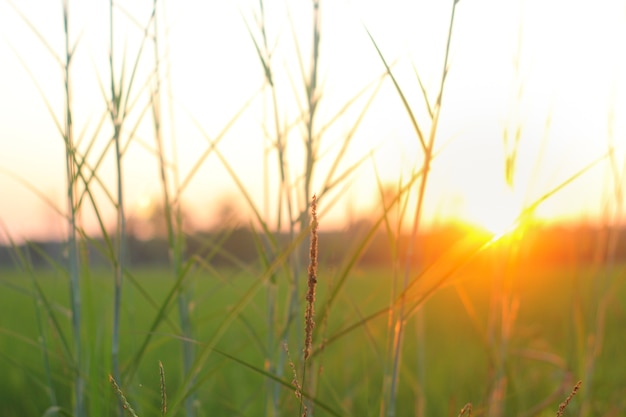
[[159, 361, 167, 416], [304, 194, 319, 361], [109, 374, 139, 417], [556, 380, 582, 417], [284, 342, 307, 416], [458, 402, 473, 417]]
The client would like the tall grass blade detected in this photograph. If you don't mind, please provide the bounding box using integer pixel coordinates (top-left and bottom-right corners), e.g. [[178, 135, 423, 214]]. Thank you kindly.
[[168, 225, 312, 415], [363, 27, 426, 152], [123, 257, 195, 382], [210, 346, 341, 417]]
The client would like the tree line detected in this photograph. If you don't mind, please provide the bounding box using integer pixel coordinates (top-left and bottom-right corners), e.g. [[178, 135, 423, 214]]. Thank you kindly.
[[1, 221, 621, 270]]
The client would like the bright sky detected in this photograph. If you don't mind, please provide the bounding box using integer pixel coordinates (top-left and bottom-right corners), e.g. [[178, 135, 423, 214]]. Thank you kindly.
[[1, 0, 625, 242]]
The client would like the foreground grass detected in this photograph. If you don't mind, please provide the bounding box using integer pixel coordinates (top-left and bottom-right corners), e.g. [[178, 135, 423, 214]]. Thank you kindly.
[[1, 259, 625, 416]]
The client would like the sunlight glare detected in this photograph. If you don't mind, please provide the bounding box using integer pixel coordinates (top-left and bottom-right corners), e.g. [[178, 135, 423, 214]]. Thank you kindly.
[[134, 195, 155, 220], [466, 188, 522, 237]]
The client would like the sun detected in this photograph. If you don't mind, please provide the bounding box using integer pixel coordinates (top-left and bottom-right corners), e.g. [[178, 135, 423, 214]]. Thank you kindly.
[[134, 194, 155, 220], [474, 204, 520, 237], [464, 187, 523, 237]]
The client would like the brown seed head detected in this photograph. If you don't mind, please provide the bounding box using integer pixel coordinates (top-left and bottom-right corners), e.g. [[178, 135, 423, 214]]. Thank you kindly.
[[304, 195, 318, 360]]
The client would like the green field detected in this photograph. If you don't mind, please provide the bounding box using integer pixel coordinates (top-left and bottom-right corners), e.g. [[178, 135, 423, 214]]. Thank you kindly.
[[2, 1, 624, 416], [2, 258, 625, 416]]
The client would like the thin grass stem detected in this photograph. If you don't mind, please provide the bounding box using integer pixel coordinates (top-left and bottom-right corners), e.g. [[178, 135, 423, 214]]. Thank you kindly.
[[58, 2, 85, 415]]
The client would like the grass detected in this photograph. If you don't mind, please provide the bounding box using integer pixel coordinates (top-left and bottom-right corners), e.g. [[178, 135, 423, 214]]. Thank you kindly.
[[1, 0, 625, 416], [1, 262, 625, 416]]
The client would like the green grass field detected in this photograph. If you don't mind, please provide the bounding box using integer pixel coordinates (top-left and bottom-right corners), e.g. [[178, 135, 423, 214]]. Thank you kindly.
[[2, 1, 625, 416], [2, 259, 625, 416]]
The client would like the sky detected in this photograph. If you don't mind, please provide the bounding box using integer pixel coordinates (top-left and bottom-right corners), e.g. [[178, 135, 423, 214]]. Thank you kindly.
[[1, 0, 626, 243]]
